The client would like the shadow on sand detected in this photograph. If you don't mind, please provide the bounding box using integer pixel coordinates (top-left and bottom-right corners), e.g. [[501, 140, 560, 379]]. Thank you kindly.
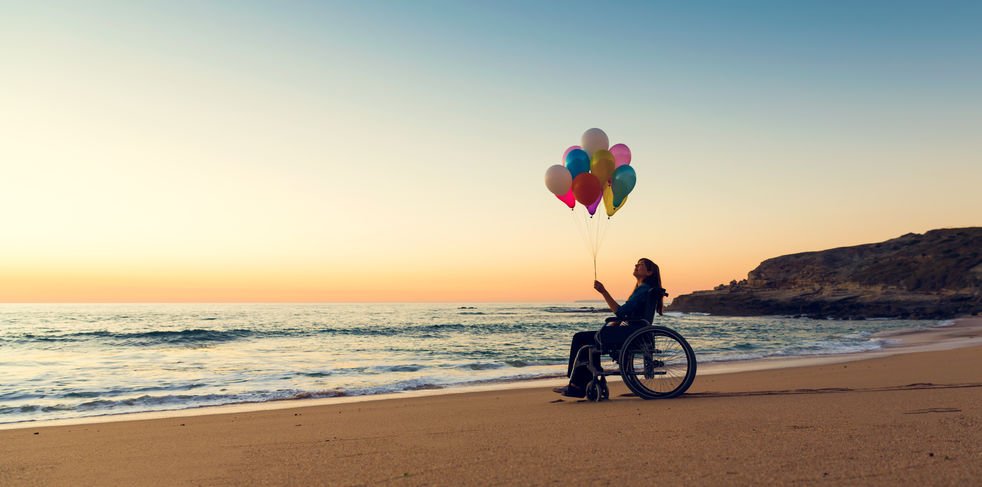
[[609, 382, 982, 408]]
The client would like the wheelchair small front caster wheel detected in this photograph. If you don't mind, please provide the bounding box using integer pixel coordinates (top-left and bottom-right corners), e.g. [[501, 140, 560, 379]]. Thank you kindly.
[[586, 380, 603, 402]]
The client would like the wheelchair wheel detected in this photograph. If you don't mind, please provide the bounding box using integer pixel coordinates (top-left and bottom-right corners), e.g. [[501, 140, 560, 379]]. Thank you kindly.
[[585, 379, 604, 402], [619, 326, 697, 399]]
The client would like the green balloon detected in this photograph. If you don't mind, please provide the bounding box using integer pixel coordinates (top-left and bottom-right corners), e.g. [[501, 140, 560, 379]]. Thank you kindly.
[[611, 165, 636, 206]]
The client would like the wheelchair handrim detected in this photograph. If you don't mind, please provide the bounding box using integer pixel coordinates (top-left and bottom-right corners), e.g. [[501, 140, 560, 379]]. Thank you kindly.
[[620, 326, 697, 399]]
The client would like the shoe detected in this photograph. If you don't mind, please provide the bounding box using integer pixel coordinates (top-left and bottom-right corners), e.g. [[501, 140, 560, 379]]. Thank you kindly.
[[552, 385, 585, 398]]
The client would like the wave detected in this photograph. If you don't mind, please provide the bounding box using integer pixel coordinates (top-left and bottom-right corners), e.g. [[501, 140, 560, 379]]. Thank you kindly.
[[8, 323, 469, 345], [386, 365, 424, 372], [298, 371, 332, 378], [404, 383, 444, 391], [6, 319, 590, 347], [542, 307, 608, 314], [15, 328, 259, 346], [697, 338, 888, 363], [113, 329, 255, 345], [460, 362, 504, 371], [0, 405, 40, 415], [285, 390, 347, 399], [0, 389, 346, 421], [0, 373, 564, 423]]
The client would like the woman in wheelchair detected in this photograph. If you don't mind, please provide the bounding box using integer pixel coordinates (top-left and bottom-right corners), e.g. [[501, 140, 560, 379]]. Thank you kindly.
[[553, 258, 666, 398]]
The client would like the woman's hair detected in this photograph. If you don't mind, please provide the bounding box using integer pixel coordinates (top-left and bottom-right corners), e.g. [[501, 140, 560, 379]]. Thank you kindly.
[[638, 258, 665, 316]]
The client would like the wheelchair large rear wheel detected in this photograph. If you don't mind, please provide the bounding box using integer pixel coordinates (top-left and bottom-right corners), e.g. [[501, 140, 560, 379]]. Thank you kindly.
[[619, 326, 696, 399]]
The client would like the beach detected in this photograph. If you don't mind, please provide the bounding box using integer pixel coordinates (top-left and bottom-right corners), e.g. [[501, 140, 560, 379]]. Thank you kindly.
[[1, 317, 980, 486]]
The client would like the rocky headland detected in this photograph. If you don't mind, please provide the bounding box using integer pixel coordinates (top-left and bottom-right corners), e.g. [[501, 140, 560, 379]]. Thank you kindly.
[[669, 228, 982, 319]]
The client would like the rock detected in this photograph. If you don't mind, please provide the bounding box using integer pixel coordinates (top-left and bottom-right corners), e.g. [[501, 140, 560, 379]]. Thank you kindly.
[[669, 228, 982, 318]]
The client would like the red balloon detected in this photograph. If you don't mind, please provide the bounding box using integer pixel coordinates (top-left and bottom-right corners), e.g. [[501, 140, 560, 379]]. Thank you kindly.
[[555, 189, 575, 209], [571, 173, 602, 207]]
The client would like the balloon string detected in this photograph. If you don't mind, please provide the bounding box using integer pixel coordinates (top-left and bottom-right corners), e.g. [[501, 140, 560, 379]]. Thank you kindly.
[[582, 210, 597, 280], [571, 207, 593, 263], [593, 208, 601, 280], [597, 211, 611, 255], [582, 210, 591, 258], [578, 209, 591, 256], [570, 205, 608, 282]]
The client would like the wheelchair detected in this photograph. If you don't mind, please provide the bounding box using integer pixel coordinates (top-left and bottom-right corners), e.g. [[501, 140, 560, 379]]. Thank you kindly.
[[571, 288, 697, 402]]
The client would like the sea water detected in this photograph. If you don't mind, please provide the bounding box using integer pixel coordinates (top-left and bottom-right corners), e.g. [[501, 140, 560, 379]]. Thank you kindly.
[[0, 303, 942, 424]]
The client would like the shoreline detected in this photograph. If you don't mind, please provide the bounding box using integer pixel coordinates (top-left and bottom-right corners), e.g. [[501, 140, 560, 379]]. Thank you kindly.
[[3, 316, 979, 432]]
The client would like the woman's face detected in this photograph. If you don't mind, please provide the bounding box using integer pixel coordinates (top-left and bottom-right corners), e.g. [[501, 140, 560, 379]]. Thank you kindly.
[[633, 260, 653, 280]]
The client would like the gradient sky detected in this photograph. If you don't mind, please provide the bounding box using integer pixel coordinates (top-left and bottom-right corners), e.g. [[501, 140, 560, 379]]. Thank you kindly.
[[2, 1, 980, 302]]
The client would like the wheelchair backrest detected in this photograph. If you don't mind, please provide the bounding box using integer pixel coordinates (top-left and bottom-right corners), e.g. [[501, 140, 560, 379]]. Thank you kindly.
[[641, 287, 668, 323]]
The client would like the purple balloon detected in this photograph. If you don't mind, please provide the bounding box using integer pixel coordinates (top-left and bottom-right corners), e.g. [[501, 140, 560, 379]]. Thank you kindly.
[[610, 143, 632, 167], [586, 194, 602, 216], [562, 145, 581, 163]]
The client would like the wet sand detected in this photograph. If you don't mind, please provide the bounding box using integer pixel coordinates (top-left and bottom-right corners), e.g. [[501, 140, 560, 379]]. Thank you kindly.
[[2, 318, 980, 485]]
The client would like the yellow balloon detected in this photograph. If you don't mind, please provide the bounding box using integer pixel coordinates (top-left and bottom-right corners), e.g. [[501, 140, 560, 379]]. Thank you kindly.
[[603, 184, 628, 217], [590, 150, 616, 185]]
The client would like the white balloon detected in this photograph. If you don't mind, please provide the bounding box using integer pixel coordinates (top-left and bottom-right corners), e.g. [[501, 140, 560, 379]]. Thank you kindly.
[[544, 164, 572, 196], [581, 128, 610, 158]]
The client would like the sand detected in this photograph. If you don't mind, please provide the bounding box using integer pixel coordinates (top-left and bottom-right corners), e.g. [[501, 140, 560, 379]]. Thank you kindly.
[[2, 318, 980, 486]]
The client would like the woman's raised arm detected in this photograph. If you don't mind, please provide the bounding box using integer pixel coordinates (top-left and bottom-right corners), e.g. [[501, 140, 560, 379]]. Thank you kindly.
[[594, 281, 620, 314]]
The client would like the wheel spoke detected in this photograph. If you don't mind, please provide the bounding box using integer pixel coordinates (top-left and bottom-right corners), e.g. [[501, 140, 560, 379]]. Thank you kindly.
[[620, 328, 695, 398]]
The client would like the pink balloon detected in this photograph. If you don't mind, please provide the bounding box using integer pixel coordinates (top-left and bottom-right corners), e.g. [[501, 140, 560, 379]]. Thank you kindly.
[[562, 145, 581, 163], [610, 143, 632, 167], [586, 194, 602, 216], [556, 189, 575, 209]]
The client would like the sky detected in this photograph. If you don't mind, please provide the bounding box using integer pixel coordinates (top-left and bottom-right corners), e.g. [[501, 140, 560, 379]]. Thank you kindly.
[[1, 1, 980, 302]]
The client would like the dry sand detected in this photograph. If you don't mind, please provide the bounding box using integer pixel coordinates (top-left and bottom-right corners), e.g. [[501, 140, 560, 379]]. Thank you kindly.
[[2, 318, 981, 486]]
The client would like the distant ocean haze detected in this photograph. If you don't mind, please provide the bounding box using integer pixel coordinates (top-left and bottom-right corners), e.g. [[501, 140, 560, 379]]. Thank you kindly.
[[0, 303, 941, 424]]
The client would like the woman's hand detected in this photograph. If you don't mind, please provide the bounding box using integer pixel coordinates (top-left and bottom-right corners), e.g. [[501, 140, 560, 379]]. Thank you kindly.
[[594, 280, 607, 294]]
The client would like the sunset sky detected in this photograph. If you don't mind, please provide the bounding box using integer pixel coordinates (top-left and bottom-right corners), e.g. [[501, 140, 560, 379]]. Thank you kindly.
[[2, 1, 980, 302]]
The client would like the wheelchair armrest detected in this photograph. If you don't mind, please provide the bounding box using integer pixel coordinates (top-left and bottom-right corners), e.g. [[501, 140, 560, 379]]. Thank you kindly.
[[602, 317, 651, 327]]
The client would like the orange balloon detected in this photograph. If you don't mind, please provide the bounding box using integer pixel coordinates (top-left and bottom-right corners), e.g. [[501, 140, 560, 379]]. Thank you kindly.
[[572, 173, 602, 207]]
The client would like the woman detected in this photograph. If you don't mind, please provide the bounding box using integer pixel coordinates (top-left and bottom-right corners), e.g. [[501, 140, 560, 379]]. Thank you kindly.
[[553, 258, 666, 398]]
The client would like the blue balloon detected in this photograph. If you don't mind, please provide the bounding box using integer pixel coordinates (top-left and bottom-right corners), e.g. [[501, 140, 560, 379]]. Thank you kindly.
[[611, 165, 636, 207], [564, 149, 591, 181]]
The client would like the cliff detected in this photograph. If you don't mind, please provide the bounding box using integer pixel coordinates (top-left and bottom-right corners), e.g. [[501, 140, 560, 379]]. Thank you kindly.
[[669, 228, 982, 319]]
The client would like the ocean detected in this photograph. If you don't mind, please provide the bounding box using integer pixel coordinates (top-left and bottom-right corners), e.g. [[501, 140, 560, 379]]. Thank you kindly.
[[0, 303, 944, 425]]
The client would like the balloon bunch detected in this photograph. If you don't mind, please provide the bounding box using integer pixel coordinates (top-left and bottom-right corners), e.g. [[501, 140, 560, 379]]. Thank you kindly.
[[544, 128, 636, 218], [544, 128, 637, 279]]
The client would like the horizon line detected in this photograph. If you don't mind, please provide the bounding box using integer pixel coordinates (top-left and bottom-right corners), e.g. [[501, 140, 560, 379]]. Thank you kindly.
[[0, 300, 613, 305]]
